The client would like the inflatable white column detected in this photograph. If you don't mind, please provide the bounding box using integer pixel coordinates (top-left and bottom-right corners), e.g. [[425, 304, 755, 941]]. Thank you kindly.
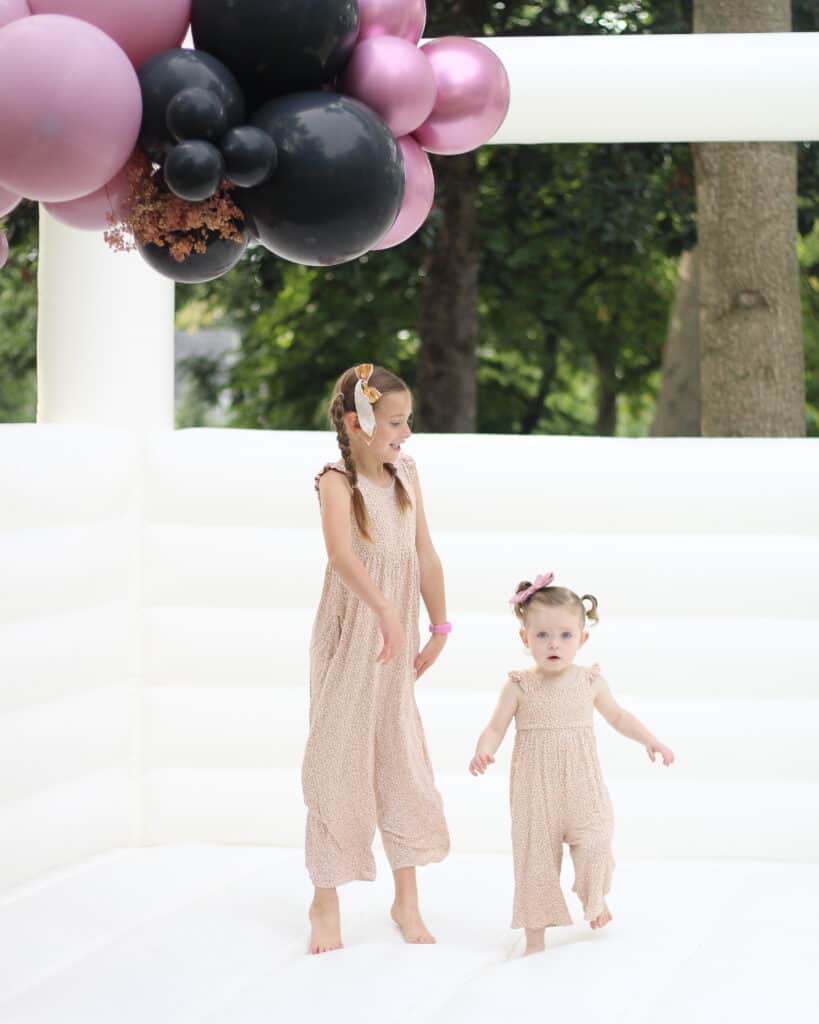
[[35, 209, 175, 848], [36, 208, 175, 429]]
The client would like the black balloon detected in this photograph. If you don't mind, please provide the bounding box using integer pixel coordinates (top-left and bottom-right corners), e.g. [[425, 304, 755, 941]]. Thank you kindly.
[[238, 92, 404, 266], [138, 227, 249, 283], [138, 49, 245, 160], [167, 87, 228, 142], [164, 141, 225, 202], [191, 0, 360, 108], [220, 126, 277, 188]]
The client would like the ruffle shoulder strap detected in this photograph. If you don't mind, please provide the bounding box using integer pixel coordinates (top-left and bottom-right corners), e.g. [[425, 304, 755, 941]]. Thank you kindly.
[[313, 461, 348, 501], [507, 669, 531, 693]]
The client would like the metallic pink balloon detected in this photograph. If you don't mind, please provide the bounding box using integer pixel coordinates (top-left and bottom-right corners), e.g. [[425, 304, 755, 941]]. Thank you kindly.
[[0, 231, 9, 269], [372, 136, 434, 251], [357, 0, 425, 44], [0, 15, 142, 201], [0, 184, 22, 217], [414, 37, 510, 156], [340, 36, 436, 138], [43, 161, 131, 230], [28, 0, 191, 68], [0, 0, 31, 30]]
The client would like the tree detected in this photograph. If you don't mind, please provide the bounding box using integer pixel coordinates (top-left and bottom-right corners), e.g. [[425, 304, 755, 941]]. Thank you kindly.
[[693, 0, 805, 436], [416, 0, 691, 431], [650, 247, 701, 436]]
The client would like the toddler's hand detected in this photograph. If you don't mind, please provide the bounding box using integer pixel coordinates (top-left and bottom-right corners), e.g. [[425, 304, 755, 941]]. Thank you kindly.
[[646, 740, 674, 766], [469, 752, 495, 776], [414, 634, 447, 680]]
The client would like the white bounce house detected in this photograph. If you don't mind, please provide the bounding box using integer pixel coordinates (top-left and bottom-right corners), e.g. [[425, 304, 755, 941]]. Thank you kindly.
[[1, 32, 819, 1024]]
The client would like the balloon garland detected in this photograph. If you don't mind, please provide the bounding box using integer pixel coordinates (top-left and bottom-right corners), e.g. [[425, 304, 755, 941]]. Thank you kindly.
[[0, 1, 510, 282]]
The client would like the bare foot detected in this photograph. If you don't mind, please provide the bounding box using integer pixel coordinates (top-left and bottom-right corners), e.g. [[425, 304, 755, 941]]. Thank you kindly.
[[391, 903, 436, 944], [524, 927, 545, 956], [590, 903, 613, 930], [308, 892, 343, 955]]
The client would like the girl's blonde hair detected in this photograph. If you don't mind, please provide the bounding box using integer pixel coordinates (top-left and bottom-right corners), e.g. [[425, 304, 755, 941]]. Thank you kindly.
[[329, 365, 412, 541], [512, 581, 599, 628]]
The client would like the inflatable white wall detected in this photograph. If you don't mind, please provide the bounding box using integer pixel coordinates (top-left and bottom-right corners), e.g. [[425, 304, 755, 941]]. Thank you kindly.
[[2, 424, 818, 895]]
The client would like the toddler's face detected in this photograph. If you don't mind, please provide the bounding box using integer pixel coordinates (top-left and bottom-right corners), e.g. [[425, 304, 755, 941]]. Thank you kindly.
[[369, 390, 413, 462], [520, 605, 588, 673]]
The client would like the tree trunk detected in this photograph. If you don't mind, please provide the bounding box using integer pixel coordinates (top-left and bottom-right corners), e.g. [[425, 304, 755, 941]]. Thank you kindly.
[[594, 345, 618, 436], [651, 247, 701, 436], [520, 330, 559, 435], [693, 0, 805, 436], [416, 153, 480, 432]]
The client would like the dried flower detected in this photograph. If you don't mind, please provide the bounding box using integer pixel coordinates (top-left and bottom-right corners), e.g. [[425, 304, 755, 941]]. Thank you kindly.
[[105, 150, 245, 262]]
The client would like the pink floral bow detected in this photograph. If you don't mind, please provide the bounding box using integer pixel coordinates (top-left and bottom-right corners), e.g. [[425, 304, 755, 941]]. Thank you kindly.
[[509, 572, 555, 605]]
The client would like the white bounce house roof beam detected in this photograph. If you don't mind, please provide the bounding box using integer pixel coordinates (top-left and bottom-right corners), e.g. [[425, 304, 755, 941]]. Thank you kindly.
[[482, 34, 819, 144]]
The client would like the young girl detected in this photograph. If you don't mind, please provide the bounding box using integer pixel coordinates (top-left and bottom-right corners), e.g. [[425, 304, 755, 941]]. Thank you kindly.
[[469, 573, 674, 957], [302, 363, 451, 955]]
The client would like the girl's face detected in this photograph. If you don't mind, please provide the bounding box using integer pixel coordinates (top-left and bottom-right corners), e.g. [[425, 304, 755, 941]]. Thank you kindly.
[[520, 605, 588, 673], [350, 389, 413, 462]]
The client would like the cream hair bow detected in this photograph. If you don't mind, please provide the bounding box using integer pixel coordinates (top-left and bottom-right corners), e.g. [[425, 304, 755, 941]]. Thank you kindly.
[[354, 363, 381, 444]]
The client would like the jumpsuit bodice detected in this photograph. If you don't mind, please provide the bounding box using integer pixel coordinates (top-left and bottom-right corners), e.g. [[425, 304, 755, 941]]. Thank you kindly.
[[512, 663, 598, 731]]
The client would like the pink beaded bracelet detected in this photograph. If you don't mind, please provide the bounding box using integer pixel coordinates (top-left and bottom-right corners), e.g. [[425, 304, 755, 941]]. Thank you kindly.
[[429, 622, 452, 635]]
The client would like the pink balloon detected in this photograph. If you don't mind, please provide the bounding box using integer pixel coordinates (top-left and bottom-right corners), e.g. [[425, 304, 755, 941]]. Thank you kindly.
[[0, 0, 31, 30], [357, 0, 425, 44], [43, 161, 132, 230], [372, 136, 434, 251], [414, 38, 510, 156], [28, 0, 191, 68], [0, 231, 8, 269], [340, 36, 436, 138], [0, 15, 142, 202], [0, 184, 22, 217]]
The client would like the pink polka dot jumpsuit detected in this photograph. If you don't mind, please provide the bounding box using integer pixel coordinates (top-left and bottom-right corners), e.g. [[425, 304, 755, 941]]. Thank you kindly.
[[509, 663, 615, 928], [302, 453, 450, 888]]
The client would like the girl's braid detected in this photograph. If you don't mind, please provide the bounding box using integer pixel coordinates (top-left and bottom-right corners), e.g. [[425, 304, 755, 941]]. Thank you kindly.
[[331, 390, 371, 539]]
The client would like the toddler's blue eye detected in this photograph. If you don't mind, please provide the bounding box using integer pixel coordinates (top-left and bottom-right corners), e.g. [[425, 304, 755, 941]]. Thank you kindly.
[[561, 632, 573, 639]]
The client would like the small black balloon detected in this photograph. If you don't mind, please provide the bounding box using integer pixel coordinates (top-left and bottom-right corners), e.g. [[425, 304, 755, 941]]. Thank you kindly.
[[167, 87, 228, 143], [138, 226, 249, 283], [138, 48, 245, 160], [165, 140, 225, 202], [238, 92, 404, 266], [220, 126, 277, 188], [191, 0, 360, 107]]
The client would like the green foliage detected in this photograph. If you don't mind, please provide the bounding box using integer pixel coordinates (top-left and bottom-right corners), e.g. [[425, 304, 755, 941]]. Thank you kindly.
[[800, 222, 819, 436], [473, 140, 693, 433], [0, 202, 38, 422]]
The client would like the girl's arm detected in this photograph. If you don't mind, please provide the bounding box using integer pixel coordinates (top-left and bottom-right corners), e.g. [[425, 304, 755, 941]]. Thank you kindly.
[[469, 678, 520, 775], [318, 470, 403, 663], [412, 466, 448, 679], [593, 676, 675, 766]]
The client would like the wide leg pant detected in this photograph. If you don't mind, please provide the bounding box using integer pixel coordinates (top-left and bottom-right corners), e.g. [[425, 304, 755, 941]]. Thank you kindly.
[[303, 653, 450, 889]]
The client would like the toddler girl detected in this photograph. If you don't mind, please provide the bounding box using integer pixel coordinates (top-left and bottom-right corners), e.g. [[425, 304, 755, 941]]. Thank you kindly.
[[302, 364, 451, 954], [469, 573, 674, 956]]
